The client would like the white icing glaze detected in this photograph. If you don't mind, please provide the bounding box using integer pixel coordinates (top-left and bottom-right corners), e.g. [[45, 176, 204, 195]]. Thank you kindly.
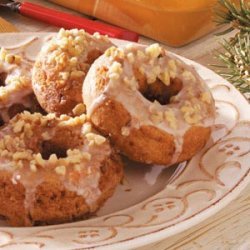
[[0, 48, 33, 124], [83, 44, 216, 164], [144, 165, 165, 186], [37, 29, 113, 83], [0, 113, 112, 222], [0, 61, 32, 107]]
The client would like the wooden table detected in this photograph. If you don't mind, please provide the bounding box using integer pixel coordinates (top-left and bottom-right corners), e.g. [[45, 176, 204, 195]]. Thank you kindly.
[[1, 1, 250, 249]]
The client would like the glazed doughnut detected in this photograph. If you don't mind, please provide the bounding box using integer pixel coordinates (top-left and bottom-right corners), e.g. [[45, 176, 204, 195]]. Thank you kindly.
[[32, 28, 113, 115], [83, 44, 216, 165], [0, 112, 123, 226], [0, 48, 44, 125]]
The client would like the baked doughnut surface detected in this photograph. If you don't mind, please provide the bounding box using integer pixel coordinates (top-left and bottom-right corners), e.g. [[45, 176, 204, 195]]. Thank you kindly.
[[0, 48, 43, 125], [0, 112, 123, 226], [32, 29, 113, 115], [83, 44, 216, 165]]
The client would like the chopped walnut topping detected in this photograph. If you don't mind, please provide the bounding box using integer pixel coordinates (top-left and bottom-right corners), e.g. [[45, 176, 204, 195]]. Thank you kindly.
[[137, 50, 146, 60], [30, 164, 37, 172], [66, 149, 91, 164], [13, 120, 25, 133], [109, 62, 123, 74], [13, 151, 32, 161], [0, 48, 7, 61], [70, 70, 85, 80], [48, 154, 58, 164], [34, 153, 45, 167], [147, 65, 161, 84], [72, 103, 86, 116], [149, 100, 161, 113], [159, 71, 170, 86], [74, 165, 81, 172], [42, 28, 111, 90], [69, 57, 78, 66], [82, 152, 92, 161], [68, 153, 82, 163], [42, 131, 51, 140], [145, 43, 161, 58], [0, 48, 22, 65], [108, 61, 123, 80], [105, 46, 116, 57], [115, 49, 125, 59], [181, 102, 202, 124], [23, 123, 33, 138], [86, 132, 106, 145], [55, 165, 66, 175], [165, 110, 177, 129], [82, 122, 92, 135], [127, 52, 135, 63], [5, 54, 15, 64], [182, 70, 196, 82], [59, 72, 70, 81], [14, 55, 21, 65], [93, 32, 101, 39], [150, 111, 164, 124], [168, 60, 177, 78], [0, 111, 109, 180], [124, 76, 138, 90], [184, 113, 201, 124], [200, 92, 212, 104], [121, 127, 130, 136], [59, 114, 86, 126], [46, 113, 56, 119], [94, 134, 106, 145]]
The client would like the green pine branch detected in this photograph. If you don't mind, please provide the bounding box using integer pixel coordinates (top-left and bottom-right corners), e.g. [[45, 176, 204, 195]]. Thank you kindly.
[[215, 0, 250, 34], [213, 0, 250, 97], [214, 33, 250, 93]]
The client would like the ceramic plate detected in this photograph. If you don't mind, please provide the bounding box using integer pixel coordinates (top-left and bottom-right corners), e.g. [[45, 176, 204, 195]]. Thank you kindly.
[[0, 33, 249, 250]]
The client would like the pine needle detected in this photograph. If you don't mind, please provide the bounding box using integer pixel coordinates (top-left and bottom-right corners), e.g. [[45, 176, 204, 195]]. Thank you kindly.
[[213, 0, 250, 98]]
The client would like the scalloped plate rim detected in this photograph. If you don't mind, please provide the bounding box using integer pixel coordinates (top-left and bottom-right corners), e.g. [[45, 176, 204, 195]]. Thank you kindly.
[[0, 32, 249, 250]]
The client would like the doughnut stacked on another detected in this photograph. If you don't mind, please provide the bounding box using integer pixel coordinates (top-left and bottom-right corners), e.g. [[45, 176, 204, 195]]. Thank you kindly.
[[83, 44, 216, 165], [32, 29, 113, 116], [0, 112, 123, 226], [0, 48, 44, 126]]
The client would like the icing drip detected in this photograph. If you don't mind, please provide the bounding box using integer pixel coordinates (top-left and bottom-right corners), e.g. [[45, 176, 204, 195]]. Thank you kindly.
[[84, 44, 216, 164], [0, 48, 33, 116], [0, 113, 111, 221]]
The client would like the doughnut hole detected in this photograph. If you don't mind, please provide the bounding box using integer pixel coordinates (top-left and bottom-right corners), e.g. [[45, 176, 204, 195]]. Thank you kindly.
[[7, 94, 46, 121], [90, 97, 211, 165], [90, 98, 177, 164], [40, 140, 68, 160], [8, 104, 27, 119], [0, 115, 4, 127], [38, 125, 83, 160], [134, 67, 183, 105], [0, 72, 7, 87]]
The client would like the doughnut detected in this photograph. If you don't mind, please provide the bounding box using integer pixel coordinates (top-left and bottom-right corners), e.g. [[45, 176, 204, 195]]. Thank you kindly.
[[0, 112, 123, 226], [83, 44, 216, 165], [32, 28, 113, 115], [0, 48, 44, 126]]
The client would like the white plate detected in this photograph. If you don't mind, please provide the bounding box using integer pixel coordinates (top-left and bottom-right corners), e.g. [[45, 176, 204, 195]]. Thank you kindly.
[[0, 33, 249, 250]]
